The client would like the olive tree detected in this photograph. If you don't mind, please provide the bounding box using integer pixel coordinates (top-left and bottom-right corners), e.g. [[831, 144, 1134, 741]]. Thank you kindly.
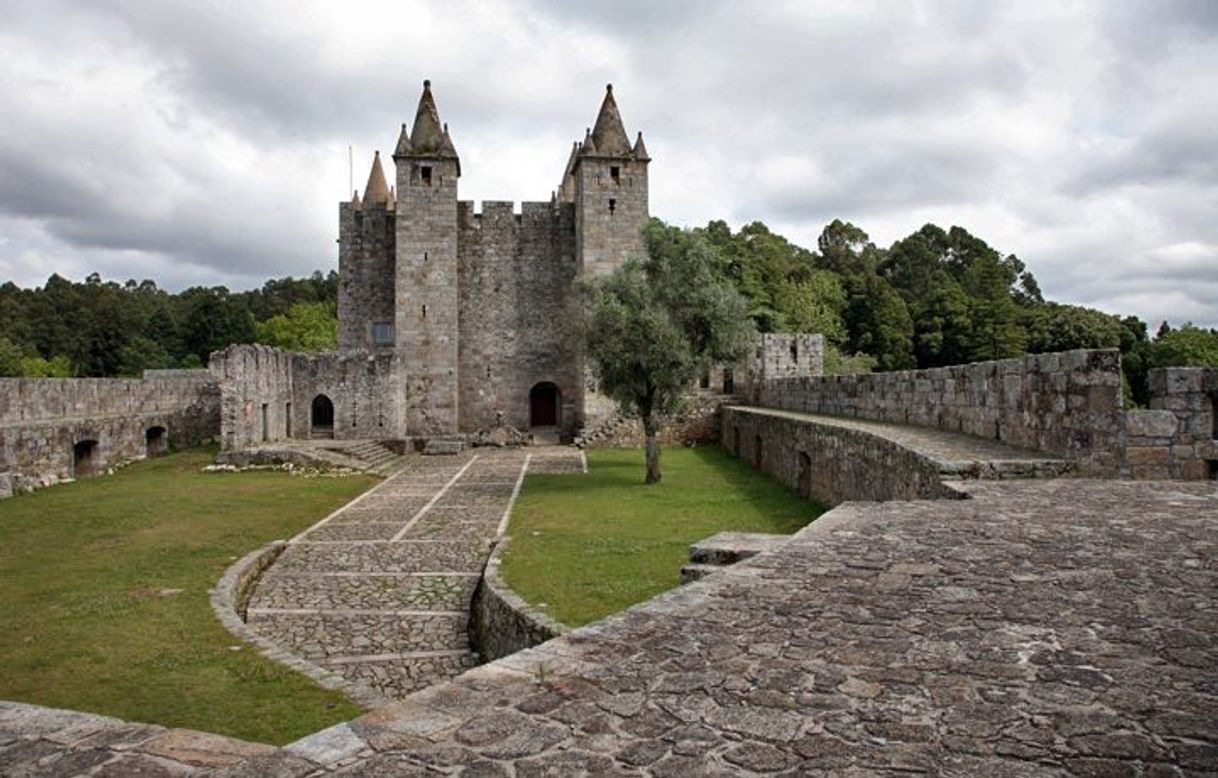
[[582, 220, 756, 483]]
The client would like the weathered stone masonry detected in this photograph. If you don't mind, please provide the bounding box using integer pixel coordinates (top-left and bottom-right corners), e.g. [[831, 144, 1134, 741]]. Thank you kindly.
[[0, 370, 219, 493], [1125, 366, 1218, 479]]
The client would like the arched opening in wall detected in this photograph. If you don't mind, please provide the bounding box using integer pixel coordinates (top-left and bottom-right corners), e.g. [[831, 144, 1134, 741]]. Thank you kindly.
[[311, 395, 335, 439], [145, 427, 168, 457], [753, 435, 763, 469], [798, 451, 812, 499], [529, 382, 560, 428], [73, 440, 99, 479]]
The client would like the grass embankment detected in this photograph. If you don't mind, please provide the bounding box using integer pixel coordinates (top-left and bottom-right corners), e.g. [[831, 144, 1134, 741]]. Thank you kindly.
[[502, 446, 824, 627], [0, 447, 376, 745]]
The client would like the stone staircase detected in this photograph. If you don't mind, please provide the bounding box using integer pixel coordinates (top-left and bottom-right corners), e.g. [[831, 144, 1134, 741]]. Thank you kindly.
[[330, 440, 400, 473]]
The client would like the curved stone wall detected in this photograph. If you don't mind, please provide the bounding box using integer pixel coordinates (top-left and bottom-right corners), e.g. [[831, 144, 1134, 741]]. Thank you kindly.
[[471, 536, 568, 662]]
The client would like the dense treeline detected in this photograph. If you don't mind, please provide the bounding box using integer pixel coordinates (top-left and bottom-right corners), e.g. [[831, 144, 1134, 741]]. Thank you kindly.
[[0, 272, 338, 378], [1, 220, 1216, 406], [699, 219, 1218, 405]]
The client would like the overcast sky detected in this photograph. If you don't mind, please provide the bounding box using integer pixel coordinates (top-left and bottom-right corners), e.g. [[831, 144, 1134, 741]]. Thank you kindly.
[[1, 1, 1216, 328]]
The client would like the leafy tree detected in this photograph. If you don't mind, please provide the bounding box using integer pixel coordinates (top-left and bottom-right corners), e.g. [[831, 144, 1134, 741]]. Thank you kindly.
[[583, 220, 755, 483], [255, 301, 338, 352], [0, 337, 24, 376], [1150, 324, 1218, 368], [843, 273, 915, 371]]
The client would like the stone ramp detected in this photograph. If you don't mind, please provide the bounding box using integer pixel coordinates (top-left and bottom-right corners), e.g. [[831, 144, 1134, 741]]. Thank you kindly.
[[240, 479, 1217, 776], [244, 446, 584, 704], [737, 406, 1071, 478]]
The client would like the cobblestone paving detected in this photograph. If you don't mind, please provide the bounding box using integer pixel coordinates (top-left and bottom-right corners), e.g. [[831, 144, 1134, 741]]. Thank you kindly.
[[256, 479, 1216, 776], [244, 447, 585, 702]]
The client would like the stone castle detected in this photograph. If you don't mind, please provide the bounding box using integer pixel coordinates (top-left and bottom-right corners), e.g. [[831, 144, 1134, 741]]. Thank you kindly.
[[335, 80, 651, 441]]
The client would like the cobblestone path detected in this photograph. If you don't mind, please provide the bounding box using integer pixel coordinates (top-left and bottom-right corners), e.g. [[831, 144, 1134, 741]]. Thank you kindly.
[[244, 447, 585, 703], [248, 479, 1216, 776]]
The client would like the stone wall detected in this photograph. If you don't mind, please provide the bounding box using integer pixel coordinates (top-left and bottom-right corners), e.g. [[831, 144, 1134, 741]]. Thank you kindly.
[[470, 537, 567, 663], [578, 392, 726, 449], [0, 371, 219, 493], [745, 333, 825, 394], [457, 201, 580, 439], [1124, 367, 1218, 479], [752, 349, 1124, 474], [721, 406, 963, 504], [337, 199, 396, 353], [210, 344, 405, 450]]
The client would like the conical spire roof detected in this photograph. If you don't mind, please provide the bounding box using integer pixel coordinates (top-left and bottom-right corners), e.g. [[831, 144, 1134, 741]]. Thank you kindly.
[[579, 127, 596, 157], [590, 84, 632, 156], [363, 151, 391, 207], [632, 131, 650, 161], [393, 123, 412, 157], [558, 141, 580, 201], [409, 79, 446, 155]]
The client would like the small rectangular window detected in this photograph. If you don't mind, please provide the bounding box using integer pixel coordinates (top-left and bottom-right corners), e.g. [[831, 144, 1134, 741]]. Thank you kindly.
[[371, 322, 394, 345], [608, 198, 616, 213], [420, 165, 432, 184], [610, 165, 620, 181]]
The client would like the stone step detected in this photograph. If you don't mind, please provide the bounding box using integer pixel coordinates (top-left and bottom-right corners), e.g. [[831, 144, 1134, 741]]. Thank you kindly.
[[688, 531, 789, 566], [271, 540, 490, 575], [423, 438, 465, 456], [245, 610, 470, 662], [324, 650, 479, 699], [248, 572, 478, 612]]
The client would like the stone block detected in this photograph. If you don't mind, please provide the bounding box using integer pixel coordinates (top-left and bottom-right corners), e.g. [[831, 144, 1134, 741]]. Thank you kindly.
[[1125, 410, 1178, 439], [1180, 460, 1210, 480], [1125, 446, 1171, 466], [0, 472, 11, 499]]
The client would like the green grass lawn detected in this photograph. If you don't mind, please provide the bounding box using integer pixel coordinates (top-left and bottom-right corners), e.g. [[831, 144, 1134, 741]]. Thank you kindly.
[[0, 447, 376, 745], [502, 446, 824, 627]]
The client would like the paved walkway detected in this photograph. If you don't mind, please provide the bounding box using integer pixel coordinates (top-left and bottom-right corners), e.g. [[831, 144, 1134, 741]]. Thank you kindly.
[[244, 478, 1216, 776], [244, 447, 585, 703]]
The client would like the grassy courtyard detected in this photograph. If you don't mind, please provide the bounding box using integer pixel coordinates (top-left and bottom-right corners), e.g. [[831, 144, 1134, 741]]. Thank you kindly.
[[502, 446, 823, 626], [0, 447, 376, 745]]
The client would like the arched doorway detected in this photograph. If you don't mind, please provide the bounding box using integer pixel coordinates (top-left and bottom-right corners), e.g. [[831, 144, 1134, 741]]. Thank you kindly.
[[529, 382, 560, 428], [73, 440, 99, 478], [311, 395, 335, 438], [146, 426, 168, 457]]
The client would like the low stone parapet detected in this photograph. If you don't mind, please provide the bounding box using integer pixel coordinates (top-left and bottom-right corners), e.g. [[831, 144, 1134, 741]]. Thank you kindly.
[[470, 536, 568, 663]]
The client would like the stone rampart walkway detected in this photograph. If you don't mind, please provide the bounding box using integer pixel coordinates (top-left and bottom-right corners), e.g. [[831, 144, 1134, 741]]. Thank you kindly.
[[731, 406, 1071, 478], [237, 478, 1216, 776], [244, 447, 585, 703]]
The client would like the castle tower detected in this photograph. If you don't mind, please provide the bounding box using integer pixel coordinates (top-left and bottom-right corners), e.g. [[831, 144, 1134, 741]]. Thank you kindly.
[[338, 151, 396, 353], [573, 84, 650, 276], [393, 80, 462, 435]]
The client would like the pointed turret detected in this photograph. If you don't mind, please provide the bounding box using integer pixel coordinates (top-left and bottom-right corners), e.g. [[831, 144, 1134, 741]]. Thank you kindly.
[[579, 127, 596, 157], [590, 84, 632, 156], [409, 79, 446, 154], [632, 131, 650, 162], [558, 141, 580, 201], [394, 123, 412, 157], [362, 151, 391, 208], [351, 189, 361, 208]]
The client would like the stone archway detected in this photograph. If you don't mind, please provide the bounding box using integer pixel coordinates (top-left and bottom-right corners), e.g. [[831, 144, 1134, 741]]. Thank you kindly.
[[529, 382, 560, 428], [146, 426, 168, 457], [73, 440, 99, 478], [311, 395, 335, 439]]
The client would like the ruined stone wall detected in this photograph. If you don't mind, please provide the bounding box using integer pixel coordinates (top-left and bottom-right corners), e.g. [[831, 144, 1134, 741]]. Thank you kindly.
[[211, 344, 405, 449], [0, 371, 219, 493], [337, 202, 396, 353], [210, 344, 295, 451], [1124, 367, 1218, 479], [752, 349, 1124, 474], [292, 352, 405, 440], [721, 406, 961, 505], [457, 201, 580, 438], [746, 333, 825, 389]]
